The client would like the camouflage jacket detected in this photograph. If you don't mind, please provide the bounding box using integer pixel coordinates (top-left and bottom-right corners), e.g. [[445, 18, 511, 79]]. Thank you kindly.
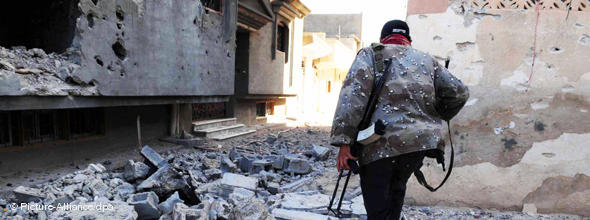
[[330, 44, 469, 166]]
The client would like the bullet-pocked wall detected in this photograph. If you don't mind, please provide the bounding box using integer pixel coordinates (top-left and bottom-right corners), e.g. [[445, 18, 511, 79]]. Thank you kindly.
[[76, 0, 236, 96], [405, 0, 590, 216]]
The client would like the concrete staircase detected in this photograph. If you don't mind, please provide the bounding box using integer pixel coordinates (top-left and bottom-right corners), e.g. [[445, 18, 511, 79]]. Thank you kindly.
[[192, 118, 256, 141]]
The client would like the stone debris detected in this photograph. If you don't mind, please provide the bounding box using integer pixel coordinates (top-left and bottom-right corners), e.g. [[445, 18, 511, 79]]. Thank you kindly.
[[13, 186, 45, 203], [123, 160, 150, 181], [0, 46, 98, 96], [2, 128, 574, 220], [312, 145, 330, 161], [220, 173, 258, 191], [158, 191, 185, 215], [128, 191, 160, 219]]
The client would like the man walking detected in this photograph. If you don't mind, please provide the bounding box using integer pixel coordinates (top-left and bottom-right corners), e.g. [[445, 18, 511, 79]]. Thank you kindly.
[[330, 20, 469, 219]]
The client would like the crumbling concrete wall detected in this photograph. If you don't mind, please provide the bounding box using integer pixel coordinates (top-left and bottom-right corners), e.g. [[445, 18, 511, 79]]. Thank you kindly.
[[76, 0, 237, 96], [404, 0, 590, 216], [0, 0, 237, 97]]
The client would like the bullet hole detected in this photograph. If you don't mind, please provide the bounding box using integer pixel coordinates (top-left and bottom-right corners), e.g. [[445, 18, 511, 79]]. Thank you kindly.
[[134, 62, 138, 66], [112, 40, 127, 60], [534, 121, 545, 131], [94, 55, 103, 66], [117, 22, 123, 29], [501, 138, 517, 150], [92, 0, 99, 5], [116, 6, 125, 21], [107, 64, 115, 71], [181, 66, 185, 70], [120, 72, 124, 77], [574, 23, 584, 28], [193, 17, 198, 25], [433, 35, 442, 41], [87, 14, 95, 28], [490, 33, 494, 41], [549, 46, 563, 53], [579, 34, 590, 46], [205, 50, 208, 55], [454, 130, 460, 135], [122, 32, 125, 37]]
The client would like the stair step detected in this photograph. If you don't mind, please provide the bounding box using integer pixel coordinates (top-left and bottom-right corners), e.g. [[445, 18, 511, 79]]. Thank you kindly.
[[192, 118, 237, 131], [210, 129, 257, 141], [194, 124, 246, 138]]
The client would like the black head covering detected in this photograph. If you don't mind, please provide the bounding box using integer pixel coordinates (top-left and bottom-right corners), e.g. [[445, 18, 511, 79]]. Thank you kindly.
[[380, 20, 412, 42]]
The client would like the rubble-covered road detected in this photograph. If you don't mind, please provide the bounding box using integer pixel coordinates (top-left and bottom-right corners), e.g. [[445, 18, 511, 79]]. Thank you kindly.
[[0, 126, 587, 219]]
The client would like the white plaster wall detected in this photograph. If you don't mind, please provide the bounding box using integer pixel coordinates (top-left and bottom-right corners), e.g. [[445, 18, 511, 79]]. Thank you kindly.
[[406, 2, 590, 216]]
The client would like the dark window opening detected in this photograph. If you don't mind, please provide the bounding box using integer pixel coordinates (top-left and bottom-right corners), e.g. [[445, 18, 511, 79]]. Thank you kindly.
[[201, 0, 223, 13], [277, 23, 290, 63], [1, 108, 105, 148], [0, 0, 81, 53], [256, 103, 266, 117], [0, 113, 11, 148], [69, 108, 104, 138], [193, 103, 226, 121]]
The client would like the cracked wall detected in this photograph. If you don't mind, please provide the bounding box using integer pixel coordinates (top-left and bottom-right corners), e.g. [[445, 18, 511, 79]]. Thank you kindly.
[[405, 0, 590, 216], [0, 0, 237, 97]]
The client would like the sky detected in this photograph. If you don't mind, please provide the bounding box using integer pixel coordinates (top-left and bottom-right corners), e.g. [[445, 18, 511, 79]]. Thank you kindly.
[[300, 0, 408, 46]]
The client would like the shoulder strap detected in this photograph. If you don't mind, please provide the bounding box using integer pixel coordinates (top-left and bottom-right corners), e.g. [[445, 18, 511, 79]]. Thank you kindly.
[[413, 120, 454, 192], [357, 43, 389, 130], [371, 43, 385, 74]]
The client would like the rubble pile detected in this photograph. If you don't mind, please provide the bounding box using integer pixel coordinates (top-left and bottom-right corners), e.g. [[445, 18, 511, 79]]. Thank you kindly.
[[1, 127, 580, 220], [0, 128, 361, 220], [0, 46, 98, 96]]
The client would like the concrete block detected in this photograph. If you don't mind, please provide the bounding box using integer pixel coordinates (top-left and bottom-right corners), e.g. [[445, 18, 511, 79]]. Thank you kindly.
[[280, 177, 313, 193], [87, 179, 109, 197], [141, 145, 167, 168], [138, 164, 190, 198], [220, 173, 258, 191], [238, 156, 254, 173], [220, 156, 238, 173], [87, 163, 106, 173], [229, 148, 240, 161], [281, 193, 332, 210], [50, 201, 137, 220], [284, 157, 312, 174], [312, 145, 330, 161], [114, 182, 136, 199], [158, 191, 184, 215], [251, 159, 272, 174], [267, 182, 280, 195], [172, 203, 202, 220], [228, 187, 255, 204], [272, 155, 286, 170], [128, 191, 160, 219], [272, 208, 333, 220], [124, 160, 150, 181], [13, 186, 46, 203], [203, 168, 222, 180]]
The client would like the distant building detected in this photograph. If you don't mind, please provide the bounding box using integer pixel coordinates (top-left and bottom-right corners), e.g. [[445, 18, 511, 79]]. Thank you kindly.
[[297, 14, 362, 125]]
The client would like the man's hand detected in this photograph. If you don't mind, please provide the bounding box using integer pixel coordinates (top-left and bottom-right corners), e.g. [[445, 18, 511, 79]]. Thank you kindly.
[[337, 144, 358, 172]]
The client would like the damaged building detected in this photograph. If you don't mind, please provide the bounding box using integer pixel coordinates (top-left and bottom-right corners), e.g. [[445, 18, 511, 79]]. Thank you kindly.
[[0, 0, 309, 178]]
